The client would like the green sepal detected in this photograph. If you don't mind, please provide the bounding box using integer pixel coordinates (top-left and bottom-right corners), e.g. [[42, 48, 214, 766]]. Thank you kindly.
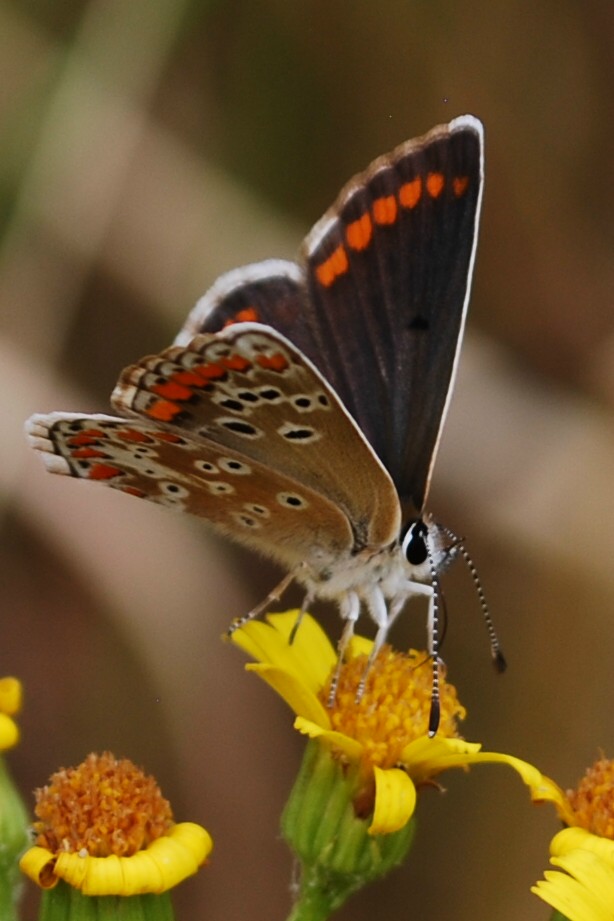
[[0, 756, 30, 921], [282, 740, 415, 920], [39, 882, 175, 921]]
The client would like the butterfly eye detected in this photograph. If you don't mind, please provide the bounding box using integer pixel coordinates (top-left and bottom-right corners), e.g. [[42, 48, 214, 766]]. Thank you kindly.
[[401, 519, 429, 565]]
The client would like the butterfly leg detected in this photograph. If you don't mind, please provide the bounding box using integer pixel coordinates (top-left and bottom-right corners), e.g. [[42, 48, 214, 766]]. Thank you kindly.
[[328, 592, 360, 706], [288, 591, 315, 645], [227, 570, 295, 635], [355, 587, 392, 699], [386, 581, 433, 633]]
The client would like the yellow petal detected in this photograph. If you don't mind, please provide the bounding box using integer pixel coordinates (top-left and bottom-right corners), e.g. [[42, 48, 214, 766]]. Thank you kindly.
[[0, 678, 22, 716], [246, 663, 331, 726], [118, 850, 164, 895], [0, 712, 19, 751], [370, 767, 417, 835], [55, 850, 90, 890], [533, 843, 614, 921], [19, 846, 58, 889], [266, 612, 337, 689], [294, 716, 364, 761], [551, 827, 614, 864], [231, 613, 334, 694], [455, 752, 571, 818], [400, 735, 481, 781], [399, 736, 571, 820], [22, 824, 212, 895], [347, 635, 374, 660]]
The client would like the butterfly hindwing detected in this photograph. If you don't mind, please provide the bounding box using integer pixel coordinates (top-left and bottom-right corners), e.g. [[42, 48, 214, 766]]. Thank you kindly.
[[111, 324, 400, 549], [25, 412, 356, 571]]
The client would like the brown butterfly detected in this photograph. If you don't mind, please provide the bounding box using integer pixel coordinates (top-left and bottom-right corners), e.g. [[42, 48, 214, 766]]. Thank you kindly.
[[26, 116, 503, 732]]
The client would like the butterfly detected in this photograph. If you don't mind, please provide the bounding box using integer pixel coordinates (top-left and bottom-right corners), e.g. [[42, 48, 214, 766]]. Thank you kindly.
[[26, 114, 503, 732]]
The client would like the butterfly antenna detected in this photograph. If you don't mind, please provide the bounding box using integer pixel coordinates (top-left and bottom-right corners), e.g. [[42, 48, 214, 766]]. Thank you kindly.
[[457, 544, 507, 673], [438, 525, 506, 673], [227, 571, 295, 635]]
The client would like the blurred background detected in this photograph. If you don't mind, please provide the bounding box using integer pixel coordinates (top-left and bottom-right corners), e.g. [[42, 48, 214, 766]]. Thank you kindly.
[[2, 1, 614, 918]]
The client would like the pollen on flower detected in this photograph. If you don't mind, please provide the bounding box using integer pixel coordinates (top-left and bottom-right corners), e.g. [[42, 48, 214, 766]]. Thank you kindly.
[[33, 752, 174, 857], [322, 647, 466, 770], [566, 757, 614, 839]]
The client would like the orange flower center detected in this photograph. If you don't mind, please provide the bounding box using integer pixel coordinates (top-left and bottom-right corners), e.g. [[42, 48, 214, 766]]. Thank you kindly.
[[321, 647, 466, 770], [33, 751, 174, 856], [567, 758, 614, 839]]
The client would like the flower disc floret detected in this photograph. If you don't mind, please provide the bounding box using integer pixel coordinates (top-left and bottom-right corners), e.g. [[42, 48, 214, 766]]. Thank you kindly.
[[33, 752, 173, 857], [325, 647, 465, 771], [20, 752, 212, 895], [232, 612, 561, 837], [567, 757, 614, 839]]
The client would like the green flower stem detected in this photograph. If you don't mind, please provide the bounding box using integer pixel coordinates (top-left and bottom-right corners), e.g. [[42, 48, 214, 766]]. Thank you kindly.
[[285, 864, 362, 921], [39, 883, 175, 921], [283, 741, 415, 920], [0, 756, 29, 921]]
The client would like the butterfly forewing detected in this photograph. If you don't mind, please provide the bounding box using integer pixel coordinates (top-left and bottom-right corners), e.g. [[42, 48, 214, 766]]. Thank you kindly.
[[175, 118, 483, 515], [26, 413, 356, 571], [302, 117, 483, 512], [111, 324, 401, 550]]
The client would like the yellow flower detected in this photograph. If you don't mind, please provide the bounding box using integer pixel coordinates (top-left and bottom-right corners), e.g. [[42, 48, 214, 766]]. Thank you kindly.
[[533, 758, 614, 921], [532, 828, 614, 921], [0, 678, 22, 752], [20, 752, 212, 896], [231, 611, 561, 835]]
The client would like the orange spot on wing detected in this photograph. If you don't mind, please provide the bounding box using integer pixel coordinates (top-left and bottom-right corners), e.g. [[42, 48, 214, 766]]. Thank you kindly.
[[71, 447, 107, 459], [426, 172, 445, 198], [117, 429, 154, 443], [399, 177, 422, 209], [120, 486, 147, 498], [146, 400, 184, 422], [192, 363, 227, 380], [256, 352, 289, 372], [453, 175, 469, 197], [346, 214, 373, 251], [315, 261, 335, 287], [315, 245, 349, 287], [221, 354, 252, 373], [152, 381, 194, 401], [88, 463, 123, 481], [67, 430, 105, 446], [153, 431, 185, 444], [223, 306, 260, 327], [171, 370, 211, 388], [372, 195, 398, 225]]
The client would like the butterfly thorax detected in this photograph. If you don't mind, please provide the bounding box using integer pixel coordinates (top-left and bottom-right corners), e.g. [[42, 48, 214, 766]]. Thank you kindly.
[[296, 514, 457, 628]]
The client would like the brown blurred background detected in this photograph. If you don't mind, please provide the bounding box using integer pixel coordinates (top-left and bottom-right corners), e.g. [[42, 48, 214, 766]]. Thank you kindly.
[[2, 1, 614, 919]]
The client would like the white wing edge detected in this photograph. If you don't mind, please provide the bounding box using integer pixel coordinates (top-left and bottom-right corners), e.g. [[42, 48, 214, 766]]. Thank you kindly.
[[174, 259, 303, 347], [25, 412, 122, 475]]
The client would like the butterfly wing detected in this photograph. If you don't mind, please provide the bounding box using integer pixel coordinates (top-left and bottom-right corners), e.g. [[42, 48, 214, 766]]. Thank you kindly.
[[177, 116, 483, 515], [109, 323, 401, 550], [303, 116, 483, 513], [25, 412, 356, 572]]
